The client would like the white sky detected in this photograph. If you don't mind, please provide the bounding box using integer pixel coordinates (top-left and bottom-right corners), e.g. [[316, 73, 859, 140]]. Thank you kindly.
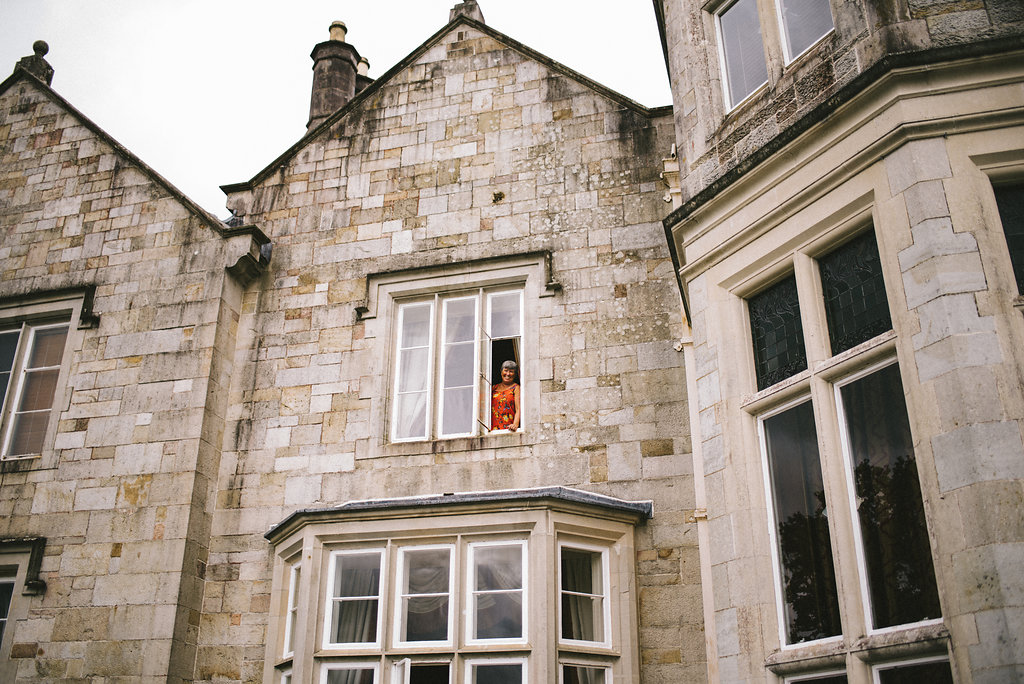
[[1, 1, 670, 218]]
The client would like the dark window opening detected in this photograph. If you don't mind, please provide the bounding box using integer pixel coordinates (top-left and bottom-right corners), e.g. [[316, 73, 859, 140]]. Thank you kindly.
[[841, 364, 941, 628], [410, 664, 450, 684], [763, 401, 842, 643], [489, 338, 520, 387], [993, 182, 1024, 295], [877, 660, 953, 684], [749, 276, 807, 390], [819, 231, 892, 355]]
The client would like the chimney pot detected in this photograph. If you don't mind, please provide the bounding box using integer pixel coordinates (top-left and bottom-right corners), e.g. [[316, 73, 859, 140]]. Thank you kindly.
[[307, 22, 361, 132], [357, 58, 370, 77], [329, 21, 347, 42]]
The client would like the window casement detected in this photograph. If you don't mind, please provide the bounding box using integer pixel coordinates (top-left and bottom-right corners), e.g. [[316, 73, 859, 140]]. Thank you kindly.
[[558, 544, 610, 647], [747, 227, 940, 651], [391, 289, 522, 442], [0, 539, 46, 679], [0, 319, 70, 459], [872, 656, 953, 683], [715, 0, 769, 109], [265, 488, 646, 684], [0, 573, 12, 645], [285, 563, 302, 657], [774, 0, 834, 63], [991, 181, 1024, 296]]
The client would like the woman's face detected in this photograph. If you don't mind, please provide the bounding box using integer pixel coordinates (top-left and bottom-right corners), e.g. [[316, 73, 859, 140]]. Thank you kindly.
[[501, 367, 516, 383]]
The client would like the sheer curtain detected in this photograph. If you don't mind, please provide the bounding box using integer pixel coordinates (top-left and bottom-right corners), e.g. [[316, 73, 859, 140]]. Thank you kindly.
[[403, 550, 450, 641], [331, 553, 380, 644], [473, 545, 523, 639], [560, 549, 600, 642]]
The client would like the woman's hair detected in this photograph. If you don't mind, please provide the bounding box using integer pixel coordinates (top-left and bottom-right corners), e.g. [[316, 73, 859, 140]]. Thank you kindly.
[[501, 360, 518, 371]]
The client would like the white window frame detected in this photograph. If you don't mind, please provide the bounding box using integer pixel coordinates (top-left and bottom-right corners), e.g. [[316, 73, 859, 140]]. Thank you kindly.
[[392, 658, 452, 684], [323, 548, 386, 650], [320, 661, 379, 684], [392, 544, 456, 648], [833, 357, 944, 637], [784, 669, 847, 682], [773, 0, 835, 64], [871, 655, 951, 683], [557, 541, 612, 649], [714, 0, 770, 110], [390, 288, 523, 443], [0, 319, 72, 459], [756, 393, 844, 650], [464, 657, 527, 684], [559, 661, 612, 684], [465, 540, 528, 646], [280, 669, 292, 684], [284, 562, 301, 657]]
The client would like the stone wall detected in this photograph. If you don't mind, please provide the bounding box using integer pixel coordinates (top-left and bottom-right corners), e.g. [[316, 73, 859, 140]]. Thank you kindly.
[[206, 22, 701, 684]]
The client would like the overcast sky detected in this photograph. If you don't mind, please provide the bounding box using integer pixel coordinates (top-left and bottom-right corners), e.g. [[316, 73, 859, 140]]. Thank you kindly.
[[1, 1, 671, 218]]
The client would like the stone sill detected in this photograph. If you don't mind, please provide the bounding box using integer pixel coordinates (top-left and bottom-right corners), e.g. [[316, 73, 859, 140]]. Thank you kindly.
[[376, 429, 530, 459], [765, 621, 949, 676]]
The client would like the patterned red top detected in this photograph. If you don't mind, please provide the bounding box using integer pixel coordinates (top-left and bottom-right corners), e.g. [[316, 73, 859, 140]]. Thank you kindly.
[[491, 383, 519, 430]]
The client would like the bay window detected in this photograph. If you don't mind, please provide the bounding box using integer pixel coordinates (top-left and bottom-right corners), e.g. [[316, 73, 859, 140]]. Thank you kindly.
[[265, 488, 647, 684], [748, 228, 941, 652]]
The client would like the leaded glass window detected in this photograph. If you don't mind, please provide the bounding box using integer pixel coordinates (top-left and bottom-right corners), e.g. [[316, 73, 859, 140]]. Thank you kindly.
[[750, 276, 807, 390], [761, 400, 842, 643], [819, 232, 892, 355], [993, 182, 1024, 295]]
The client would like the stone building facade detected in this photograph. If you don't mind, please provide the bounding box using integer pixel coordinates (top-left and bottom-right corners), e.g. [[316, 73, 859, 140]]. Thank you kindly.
[[0, 4, 703, 683], [655, 0, 1024, 682]]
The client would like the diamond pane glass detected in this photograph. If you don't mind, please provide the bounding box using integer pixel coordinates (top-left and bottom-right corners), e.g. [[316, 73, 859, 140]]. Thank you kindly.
[[763, 401, 842, 643], [841, 364, 941, 628], [749, 276, 807, 390], [820, 232, 892, 355], [993, 182, 1024, 295]]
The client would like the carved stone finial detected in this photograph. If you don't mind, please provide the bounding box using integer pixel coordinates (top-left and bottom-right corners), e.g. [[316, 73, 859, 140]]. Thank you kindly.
[[17, 40, 54, 85]]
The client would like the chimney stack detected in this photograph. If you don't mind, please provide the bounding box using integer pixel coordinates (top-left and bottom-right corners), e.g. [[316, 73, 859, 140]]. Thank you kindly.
[[450, 1, 485, 23], [307, 21, 361, 132], [16, 40, 54, 85]]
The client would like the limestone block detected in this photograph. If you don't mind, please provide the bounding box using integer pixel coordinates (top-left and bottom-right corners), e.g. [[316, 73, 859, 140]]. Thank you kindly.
[[911, 293, 994, 349], [886, 139, 953, 195], [902, 251, 987, 309], [915, 331, 1003, 382], [932, 420, 1024, 492]]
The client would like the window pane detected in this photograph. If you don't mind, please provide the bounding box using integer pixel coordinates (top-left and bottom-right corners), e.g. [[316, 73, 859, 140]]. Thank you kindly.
[[763, 401, 842, 643], [443, 342, 474, 388], [444, 297, 476, 343], [402, 549, 450, 642], [779, 0, 834, 58], [563, 665, 606, 684], [820, 232, 892, 355], [750, 276, 807, 390], [28, 326, 68, 367], [284, 565, 299, 654], [841, 365, 941, 628], [8, 410, 50, 456], [720, 0, 768, 105], [474, 545, 524, 640], [561, 548, 604, 642], [472, 663, 521, 684], [0, 580, 13, 644], [441, 387, 473, 435], [993, 182, 1024, 294], [0, 330, 20, 407], [877, 661, 953, 684], [394, 392, 428, 440], [330, 553, 381, 644], [16, 368, 60, 411], [398, 348, 430, 393], [409, 664, 449, 684], [400, 303, 432, 347], [789, 675, 847, 683], [489, 292, 521, 338], [326, 669, 376, 684]]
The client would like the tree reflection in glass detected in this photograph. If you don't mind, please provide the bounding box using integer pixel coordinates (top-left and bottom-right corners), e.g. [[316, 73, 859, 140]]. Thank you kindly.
[[840, 364, 940, 628], [763, 400, 842, 643]]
